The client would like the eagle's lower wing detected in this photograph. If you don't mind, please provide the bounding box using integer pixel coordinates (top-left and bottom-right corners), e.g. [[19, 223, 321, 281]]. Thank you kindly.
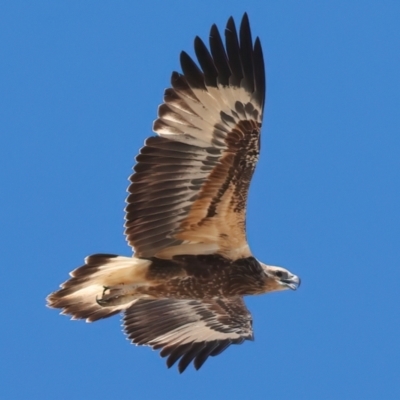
[[123, 297, 253, 373], [124, 14, 265, 259]]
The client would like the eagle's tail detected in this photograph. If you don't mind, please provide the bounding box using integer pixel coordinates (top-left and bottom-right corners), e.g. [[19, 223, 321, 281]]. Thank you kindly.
[[46, 254, 151, 322]]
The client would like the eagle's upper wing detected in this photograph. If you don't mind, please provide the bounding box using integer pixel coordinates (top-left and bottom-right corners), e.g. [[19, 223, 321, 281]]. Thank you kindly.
[[125, 13, 265, 259], [123, 297, 253, 373]]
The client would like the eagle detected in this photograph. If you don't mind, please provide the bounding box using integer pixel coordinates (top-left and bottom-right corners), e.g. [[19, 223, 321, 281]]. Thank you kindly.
[[47, 13, 300, 373]]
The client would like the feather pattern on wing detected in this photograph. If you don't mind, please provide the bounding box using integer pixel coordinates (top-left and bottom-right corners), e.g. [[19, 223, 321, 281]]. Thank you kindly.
[[124, 13, 266, 259], [123, 297, 253, 372]]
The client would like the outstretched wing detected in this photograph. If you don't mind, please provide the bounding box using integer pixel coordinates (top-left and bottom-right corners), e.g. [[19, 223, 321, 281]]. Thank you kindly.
[[123, 297, 253, 373], [125, 13, 266, 259]]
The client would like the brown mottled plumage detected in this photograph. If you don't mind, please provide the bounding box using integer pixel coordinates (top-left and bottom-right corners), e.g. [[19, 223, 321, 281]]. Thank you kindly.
[[47, 13, 300, 373]]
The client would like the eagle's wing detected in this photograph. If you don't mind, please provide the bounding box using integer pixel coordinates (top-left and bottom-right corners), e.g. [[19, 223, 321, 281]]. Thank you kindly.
[[125, 13, 265, 259], [123, 297, 253, 373]]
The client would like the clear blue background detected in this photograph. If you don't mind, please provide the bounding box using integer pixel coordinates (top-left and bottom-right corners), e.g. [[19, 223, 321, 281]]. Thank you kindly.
[[1, 1, 399, 399]]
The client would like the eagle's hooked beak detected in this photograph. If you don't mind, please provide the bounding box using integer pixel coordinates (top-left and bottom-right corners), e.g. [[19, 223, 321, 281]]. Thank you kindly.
[[281, 274, 301, 290]]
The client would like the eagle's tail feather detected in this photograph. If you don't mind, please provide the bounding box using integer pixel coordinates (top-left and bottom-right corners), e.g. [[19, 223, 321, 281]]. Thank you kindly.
[[46, 254, 151, 322]]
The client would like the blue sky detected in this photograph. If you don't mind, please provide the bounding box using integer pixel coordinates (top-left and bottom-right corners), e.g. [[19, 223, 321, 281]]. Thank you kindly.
[[1, 1, 399, 399]]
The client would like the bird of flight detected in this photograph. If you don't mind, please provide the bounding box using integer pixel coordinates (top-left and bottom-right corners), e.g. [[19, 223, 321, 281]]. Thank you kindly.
[[47, 13, 300, 373]]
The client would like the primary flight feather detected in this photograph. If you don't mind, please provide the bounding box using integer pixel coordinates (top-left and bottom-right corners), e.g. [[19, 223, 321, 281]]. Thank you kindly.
[[47, 13, 300, 373]]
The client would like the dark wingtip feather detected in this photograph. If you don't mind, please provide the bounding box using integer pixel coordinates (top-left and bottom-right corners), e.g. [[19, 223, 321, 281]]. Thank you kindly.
[[253, 37, 266, 110], [239, 12, 255, 93], [194, 36, 218, 87], [166, 13, 265, 117], [209, 23, 230, 86], [177, 343, 205, 373], [225, 16, 242, 87], [165, 343, 193, 369], [241, 12, 250, 28], [193, 341, 220, 370], [180, 51, 206, 90], [210, 340, 232, 356]]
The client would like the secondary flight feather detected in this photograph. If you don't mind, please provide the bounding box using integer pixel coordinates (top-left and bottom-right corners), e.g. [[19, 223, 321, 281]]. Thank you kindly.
[[47, 13, 300, 373]]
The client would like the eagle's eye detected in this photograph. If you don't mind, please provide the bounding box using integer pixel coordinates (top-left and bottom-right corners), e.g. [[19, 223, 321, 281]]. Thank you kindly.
[[275, 271, 283, 278]]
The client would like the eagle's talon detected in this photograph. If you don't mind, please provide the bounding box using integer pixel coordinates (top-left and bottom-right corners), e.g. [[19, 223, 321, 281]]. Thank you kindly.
[[96, 284, 140, 307], [96, 288, 117, 307], [96, 296, 108, 306], [97, 285, 130, 307]]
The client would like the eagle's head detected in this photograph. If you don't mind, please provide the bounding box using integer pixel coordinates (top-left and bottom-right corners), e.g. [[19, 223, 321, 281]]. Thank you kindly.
[[260, 263, 301, 292]]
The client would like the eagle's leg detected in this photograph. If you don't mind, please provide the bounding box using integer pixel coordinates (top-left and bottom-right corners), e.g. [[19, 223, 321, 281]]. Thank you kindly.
[[96, 284, 142, 307]]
